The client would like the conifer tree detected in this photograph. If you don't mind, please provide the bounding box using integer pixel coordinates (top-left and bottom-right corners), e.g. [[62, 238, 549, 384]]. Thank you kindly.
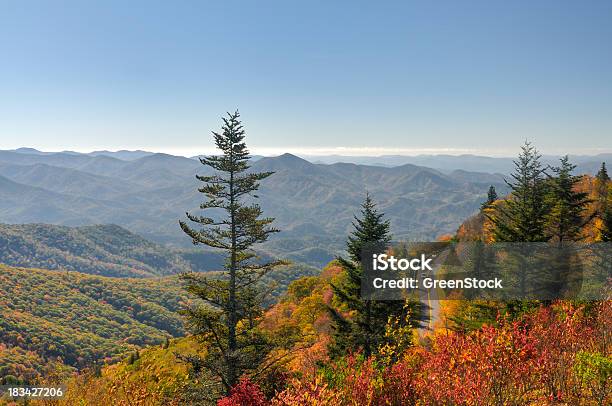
[[544, 156, 591, 242], [329, 194, 420, 358], [595, 163, 609, 205], [600, 191, 612, 242], [481, 185, 498, 209], [595, 161, 610, 210], [178, 111, 285, 394], [488, 142, 550, 242], [596, 162, 609, 184], [592, 175, 611, 299], [486, 142, 551, 314]]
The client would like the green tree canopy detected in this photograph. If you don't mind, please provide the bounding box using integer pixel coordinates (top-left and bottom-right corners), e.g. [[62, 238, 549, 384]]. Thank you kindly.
[[544, 155, 591, 242], [481, 185, 498, 210], [488, 141, 550, 242], [329, 194, 421, 358]]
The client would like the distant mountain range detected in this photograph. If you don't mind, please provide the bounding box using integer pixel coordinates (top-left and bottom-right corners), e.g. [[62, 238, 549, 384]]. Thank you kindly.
[[305, 153, 611, 174], [10, 147, 609, 173], [1, 148, 607, 265], [11, 147, 155, 161]]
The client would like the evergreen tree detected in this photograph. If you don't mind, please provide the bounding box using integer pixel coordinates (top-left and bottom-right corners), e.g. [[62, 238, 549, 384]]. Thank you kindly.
[[595, 162, 611, 238], [596, 162, 609, 184], [346, 193, 391, 264], [329, 194, 420, 358], [600, 192, 612, 242], [488, 142, 550, 242], [178, 111, 285, 394], [486, 142, 551, 315], [544, 156, 591, 242], [481, 185, 498, 209]]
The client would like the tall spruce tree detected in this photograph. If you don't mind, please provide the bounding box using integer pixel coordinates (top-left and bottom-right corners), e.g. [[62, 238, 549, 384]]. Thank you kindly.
[[481, 185, 498, 209], [601, 199, 612, 242], [595, 161, 610, 220], [329, 194, 420, 358], [486, 142, 551, 315], [596, 162, 610, 184], [598, 170, 612, 240], [544, 156, 591, 242], [178, 111, 285, 395], [488, 142, 550, 242]]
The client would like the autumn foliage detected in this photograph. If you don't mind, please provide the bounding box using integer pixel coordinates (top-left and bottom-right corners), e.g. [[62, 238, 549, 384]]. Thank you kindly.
[[216, 301, 610, 406], [218, 378, 268, 406]]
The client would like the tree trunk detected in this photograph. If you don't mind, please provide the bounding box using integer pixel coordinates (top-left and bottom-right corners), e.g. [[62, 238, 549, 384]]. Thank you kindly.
[[227, 165, 238, 393]]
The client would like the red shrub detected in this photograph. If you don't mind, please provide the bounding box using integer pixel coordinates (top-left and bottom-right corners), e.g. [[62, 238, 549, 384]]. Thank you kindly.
[[218, 378, 268, 406]]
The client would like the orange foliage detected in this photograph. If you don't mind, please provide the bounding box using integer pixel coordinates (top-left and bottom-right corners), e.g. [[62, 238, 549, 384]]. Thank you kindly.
[[260, 263, 344, 379]]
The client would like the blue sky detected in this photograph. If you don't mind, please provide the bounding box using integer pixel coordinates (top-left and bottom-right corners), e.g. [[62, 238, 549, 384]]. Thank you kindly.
[[1, 0, 611, 156]]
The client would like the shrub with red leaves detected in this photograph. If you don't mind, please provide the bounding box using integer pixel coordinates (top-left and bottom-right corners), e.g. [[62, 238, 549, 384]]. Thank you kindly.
[[218, 378, 268, 406]]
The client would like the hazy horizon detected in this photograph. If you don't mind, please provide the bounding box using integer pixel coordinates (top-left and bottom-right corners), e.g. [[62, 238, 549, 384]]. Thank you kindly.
[[6, 145, 612, 159]]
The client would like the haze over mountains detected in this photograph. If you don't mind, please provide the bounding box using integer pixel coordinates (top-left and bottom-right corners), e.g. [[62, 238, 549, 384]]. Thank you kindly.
[[9, 147, 609, 173], [1, 148, 608, 265], [305, 153, 612, 174]]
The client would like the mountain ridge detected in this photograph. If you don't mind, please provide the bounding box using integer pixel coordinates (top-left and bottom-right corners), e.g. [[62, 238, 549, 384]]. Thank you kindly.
[[0, 149, 515, 264]]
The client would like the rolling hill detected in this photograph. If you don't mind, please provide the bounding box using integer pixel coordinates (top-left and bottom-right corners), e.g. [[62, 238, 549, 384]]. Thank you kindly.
[[0, 227, 318, 386], [0, 223, 225, 277], [0, 162, 143, 198], [0, 264, 186, 383], [0, 223, 318, 386], [0, 222, 319, 298]]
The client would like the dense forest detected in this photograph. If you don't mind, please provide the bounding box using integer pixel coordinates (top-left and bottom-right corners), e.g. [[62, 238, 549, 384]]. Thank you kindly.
[[0, 223, 223, 277], [57, 300, 609, 405], [0, 223, 317, 294], [0, 265, 317, 389], [0, 265, 186, 384]]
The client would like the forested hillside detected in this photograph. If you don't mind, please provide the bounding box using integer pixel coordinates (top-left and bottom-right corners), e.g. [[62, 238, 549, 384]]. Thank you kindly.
[[456, 172, 609, 243], [0, 223, 225, 277], [0, 265, 186, 384]]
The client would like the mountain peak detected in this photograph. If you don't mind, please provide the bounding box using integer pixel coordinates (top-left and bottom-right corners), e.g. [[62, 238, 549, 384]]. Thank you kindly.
[[263, 153, 312, 165], [277, 153, 308, 162], [89, 150, 154, 161], [12, 147, 53, 156], [250, 153, 316, 173], [14, 147, 41, 153]]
